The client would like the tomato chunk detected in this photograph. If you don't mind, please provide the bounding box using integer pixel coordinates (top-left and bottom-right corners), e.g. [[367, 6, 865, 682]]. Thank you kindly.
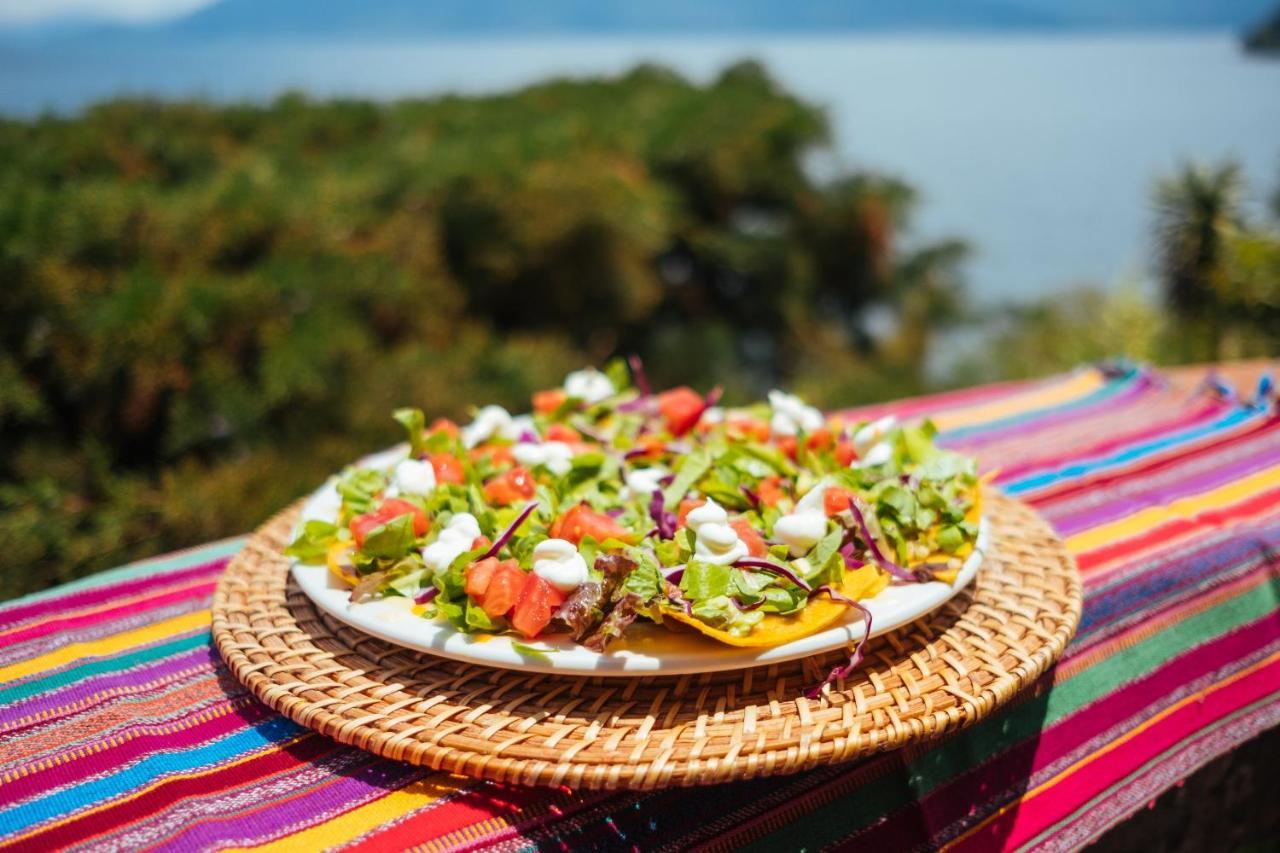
[[729, 517, 768, 557], [480, 560, 526, 618], [834, 439, 858, 467], [465, 557, 500, 599], [805, 427, 833, 451], [552, 503, 631, 544], [510, 574, 567, 638], [350, 498, 429, 547], [430, 453, 466, 485], [657, 386, 706, 436], [823, 487, 856, 516], [532, 388, 568, 414], [544, 423, 580, 443], [470, 444, 516, 468], [775, 435, 798, 460], [757, 475, 786, 508], [428, 417, 459, 438], [483, 466, 536, 505], [378, 498, 430, 536]]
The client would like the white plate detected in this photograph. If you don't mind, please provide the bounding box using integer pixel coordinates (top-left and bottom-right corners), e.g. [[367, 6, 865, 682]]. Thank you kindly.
[[289, 446, 987, 677]]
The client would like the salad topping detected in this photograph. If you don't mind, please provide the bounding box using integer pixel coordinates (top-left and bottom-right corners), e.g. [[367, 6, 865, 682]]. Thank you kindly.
[[288, 359, 981, 690]]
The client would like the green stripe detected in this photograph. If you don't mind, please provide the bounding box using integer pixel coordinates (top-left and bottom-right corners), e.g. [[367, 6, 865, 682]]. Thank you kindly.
[[739, 578, 1280, 852], [0, 538, 245, 612], [0, 631, 212, 705]]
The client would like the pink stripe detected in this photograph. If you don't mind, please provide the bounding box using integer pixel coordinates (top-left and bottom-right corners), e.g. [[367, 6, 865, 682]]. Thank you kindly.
[[1, 582, 217, 648], [835, 376, 1042, 422], [0, 559, 228, 631], [967, 656, 1280, 852]]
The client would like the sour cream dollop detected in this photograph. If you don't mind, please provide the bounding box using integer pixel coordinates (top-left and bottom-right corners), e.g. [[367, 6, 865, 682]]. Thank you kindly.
[[513, 441, 574, 476], [684, 498, 748, 565], [773, 478, 832, 556], [563, 368, 615, 404], [623, 466, 667, 500], [767, 390, 825, 437], [390, 458, 436, 496], [462, 405, 514, 448], [532, 538, 590, 593], [421, 513, 482, 575]]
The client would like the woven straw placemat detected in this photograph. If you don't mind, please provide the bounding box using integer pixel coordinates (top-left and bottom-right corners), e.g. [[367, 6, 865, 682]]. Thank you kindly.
[[213, 491, 1081, 789]]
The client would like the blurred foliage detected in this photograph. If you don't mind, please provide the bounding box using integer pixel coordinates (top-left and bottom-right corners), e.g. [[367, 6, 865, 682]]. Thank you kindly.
[[0, 62, 968, 598]]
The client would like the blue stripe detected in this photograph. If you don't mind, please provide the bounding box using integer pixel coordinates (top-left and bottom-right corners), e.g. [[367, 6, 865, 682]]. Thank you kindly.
[[1002, 406, 1263, 496], [0, 715, 304, 833]]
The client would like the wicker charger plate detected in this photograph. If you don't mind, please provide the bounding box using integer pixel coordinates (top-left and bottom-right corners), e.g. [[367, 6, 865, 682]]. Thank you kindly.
[[213, 491, 1081, 790]]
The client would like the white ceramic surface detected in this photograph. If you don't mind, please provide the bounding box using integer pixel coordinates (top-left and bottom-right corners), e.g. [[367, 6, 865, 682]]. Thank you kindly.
[[289, 446, 987, 676]]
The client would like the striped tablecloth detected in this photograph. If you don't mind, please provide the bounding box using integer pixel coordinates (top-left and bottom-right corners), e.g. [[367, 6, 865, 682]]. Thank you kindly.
[[2, 364, 1278, 852]]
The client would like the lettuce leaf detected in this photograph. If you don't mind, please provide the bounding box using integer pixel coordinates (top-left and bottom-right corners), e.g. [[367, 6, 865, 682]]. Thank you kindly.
[[285, 520, 338, 562]]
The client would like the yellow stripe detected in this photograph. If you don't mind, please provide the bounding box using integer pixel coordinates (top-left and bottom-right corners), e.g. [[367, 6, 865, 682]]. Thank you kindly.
[[1066, 464, 1280, 554], [932, 369, 1104, 431], [942, 649, 1280, 851], [0, 609, 209, 684], [226, 773, 465, 852]]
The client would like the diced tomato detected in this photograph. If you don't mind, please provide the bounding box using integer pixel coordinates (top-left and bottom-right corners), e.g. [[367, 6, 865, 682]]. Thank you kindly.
[[823, 487, 856, 516], [348, 498, 429, 547], [544, 423, 580, 443], [349, 512, 385, 548], [626, 435, 667, 463], [757, 475, 786, 508], [775, 435, 798, 460], [727, 417, 771, 442], [464, 557, 500, 599], [834, 439, 858, 467], [483, 466, 536, 505], [470, 444, 516, 468], [510, 573, 567, 638], [532, 388, 568, 414], [378, 498, 430, 536], [428, 417, 459, 438], [805, 427, 833, 451], [430, 453, 466, 485], [657, 386, 706, 436], [729, 517, 768, 557], [676, 498, 706, 526], [471, 534, 492, 551], [480, 560, 526, 618], [551, 503, 631, 545]]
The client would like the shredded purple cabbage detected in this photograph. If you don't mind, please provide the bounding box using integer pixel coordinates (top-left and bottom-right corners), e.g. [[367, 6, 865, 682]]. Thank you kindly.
[[414, 587, 440, 605], [733, 558, 813, 592], [604, 506, 626, 518], [805, 587, 873, 698], [740, 485, 761, 511], [732, 597, 765, 612], [628, 353, 652, 398], [838, 541, 867, 570], [663, 565, 685, 584], [648, 488, 678, 540], [846, 499, 917, 583], [479, 501, 538, 560]]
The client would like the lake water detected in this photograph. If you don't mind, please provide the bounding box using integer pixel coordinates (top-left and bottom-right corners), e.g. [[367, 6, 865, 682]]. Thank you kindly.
[[2, 33, 1278, 303]]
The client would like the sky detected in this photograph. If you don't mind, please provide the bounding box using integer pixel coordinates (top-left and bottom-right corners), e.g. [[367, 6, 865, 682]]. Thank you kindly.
[[0, 0, 215, 26]]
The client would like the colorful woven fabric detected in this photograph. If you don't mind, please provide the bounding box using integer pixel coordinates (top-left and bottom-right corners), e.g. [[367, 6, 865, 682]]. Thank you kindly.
[[2, 365, 1278, 852]]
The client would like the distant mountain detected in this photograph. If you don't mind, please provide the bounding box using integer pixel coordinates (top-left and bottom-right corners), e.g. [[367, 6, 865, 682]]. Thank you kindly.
[[8, 0, 1279, 38]]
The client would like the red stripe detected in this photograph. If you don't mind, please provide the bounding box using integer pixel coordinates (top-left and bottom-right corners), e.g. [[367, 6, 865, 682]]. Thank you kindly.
[[954, 655, 1280, 852], [3, 733, 332, 852], [828, 611, 1280, 851], [1, 582, 217, 647], [1076, 483, 1280, 571], [0, 560, 228, 632]]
